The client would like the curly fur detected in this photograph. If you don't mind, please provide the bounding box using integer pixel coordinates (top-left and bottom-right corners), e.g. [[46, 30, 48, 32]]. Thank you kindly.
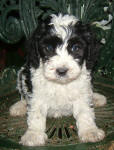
[[9, 14, 106, 146]]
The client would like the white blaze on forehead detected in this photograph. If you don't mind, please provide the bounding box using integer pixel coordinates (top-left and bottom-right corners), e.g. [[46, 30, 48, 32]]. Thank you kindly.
[[56, 41, 68, 56], [50, 14, 79, 40]]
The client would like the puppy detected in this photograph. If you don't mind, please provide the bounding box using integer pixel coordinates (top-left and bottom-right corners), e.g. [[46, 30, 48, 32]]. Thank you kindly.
[[9, 14, 107, 146]]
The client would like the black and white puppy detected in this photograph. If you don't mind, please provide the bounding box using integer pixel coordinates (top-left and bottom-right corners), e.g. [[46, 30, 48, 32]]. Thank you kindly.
[[10, 14, 107, 146]]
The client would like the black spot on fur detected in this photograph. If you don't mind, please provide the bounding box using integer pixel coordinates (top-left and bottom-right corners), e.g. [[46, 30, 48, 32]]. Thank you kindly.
[[22, 66, 32, 93], [18, 70, 25, 98], [18, 66, 32, 98]]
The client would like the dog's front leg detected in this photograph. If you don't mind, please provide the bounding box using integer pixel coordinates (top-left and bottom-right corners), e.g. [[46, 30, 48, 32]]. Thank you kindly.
[[73, 100, 105, 143], [20, 101, 48, 146]]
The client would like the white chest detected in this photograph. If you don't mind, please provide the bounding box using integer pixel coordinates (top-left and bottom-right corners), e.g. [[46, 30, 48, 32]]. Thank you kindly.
[[31, 69, 92, 117]]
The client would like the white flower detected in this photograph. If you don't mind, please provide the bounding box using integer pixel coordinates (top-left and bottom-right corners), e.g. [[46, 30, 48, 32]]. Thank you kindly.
[[92, 14, 112, 30], [101, 38, 106, 44]]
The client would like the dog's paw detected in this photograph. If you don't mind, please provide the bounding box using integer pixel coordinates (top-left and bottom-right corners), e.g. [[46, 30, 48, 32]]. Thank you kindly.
[[79, 128, 105, 143], [93, 92, 107, 107], [20, 130, 48, 146], [9, 100, 27, 116]]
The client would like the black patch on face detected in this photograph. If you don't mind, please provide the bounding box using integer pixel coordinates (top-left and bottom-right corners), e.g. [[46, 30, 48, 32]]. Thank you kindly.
[[67, 36, 87, 65], [39, 35, 62, 62], [67, 21, 100, 71]]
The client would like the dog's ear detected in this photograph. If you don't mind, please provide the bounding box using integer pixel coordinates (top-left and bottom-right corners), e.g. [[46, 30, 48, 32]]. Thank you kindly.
[[85, 33, 101, 72], [25, 28, 41, 68], [25, 17, 52, 68], [76, 23, 100, 71], [83, 27, 101, 71]]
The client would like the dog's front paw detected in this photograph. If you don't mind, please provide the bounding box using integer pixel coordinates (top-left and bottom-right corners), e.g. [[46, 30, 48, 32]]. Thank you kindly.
[[79, 128, 105, 143], [20, 130, 47, 146]]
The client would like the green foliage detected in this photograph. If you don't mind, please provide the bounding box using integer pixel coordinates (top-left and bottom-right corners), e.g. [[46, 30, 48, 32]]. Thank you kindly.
[[0, 0, 23, 43], [0, 68, 17, 97], [39, 0, 110, 22]]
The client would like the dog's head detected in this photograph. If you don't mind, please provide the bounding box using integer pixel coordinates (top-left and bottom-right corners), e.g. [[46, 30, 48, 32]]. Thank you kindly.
[[26, 14, 100, 84]]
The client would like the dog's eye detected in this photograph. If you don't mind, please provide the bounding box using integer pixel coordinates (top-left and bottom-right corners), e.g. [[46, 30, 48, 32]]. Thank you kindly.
[[71, 44, 79, 51], [46, 45, 53, 51]]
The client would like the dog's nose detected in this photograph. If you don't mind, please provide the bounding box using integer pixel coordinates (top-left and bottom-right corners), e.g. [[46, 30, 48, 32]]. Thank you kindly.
[[56, 68, 68, 76]]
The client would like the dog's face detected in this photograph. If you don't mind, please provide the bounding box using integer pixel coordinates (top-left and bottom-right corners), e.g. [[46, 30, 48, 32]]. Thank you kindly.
[[27, 14, 99, 84], [39, 33, 87, 84]]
